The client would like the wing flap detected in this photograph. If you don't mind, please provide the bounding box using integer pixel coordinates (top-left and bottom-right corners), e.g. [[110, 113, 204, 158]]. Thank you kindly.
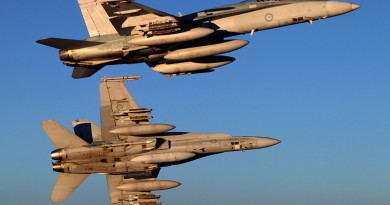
[[80, 7, 99, 37], [78, 0, 118, 37]]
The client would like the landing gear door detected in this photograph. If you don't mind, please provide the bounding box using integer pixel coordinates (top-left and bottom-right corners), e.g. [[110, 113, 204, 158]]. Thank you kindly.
[[156, 138, 170, 150], [231, 142, 240, 150]]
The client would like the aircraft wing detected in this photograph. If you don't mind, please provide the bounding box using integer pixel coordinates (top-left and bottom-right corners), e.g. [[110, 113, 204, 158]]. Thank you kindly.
[[106, 168, 161, 205], [100, 76, 151, 142], [100, 0, 179, 35]]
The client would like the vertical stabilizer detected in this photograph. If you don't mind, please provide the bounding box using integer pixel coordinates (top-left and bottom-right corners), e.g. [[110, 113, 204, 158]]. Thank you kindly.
[[72, 119, 102, 143], [51, 173, 90, 202], [41, 120, 89, 149], [78, 0, 118, 37]]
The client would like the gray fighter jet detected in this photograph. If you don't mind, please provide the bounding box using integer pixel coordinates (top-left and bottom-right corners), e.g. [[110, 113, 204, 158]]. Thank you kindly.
[[42, 76, 281, 204], [37, 0, 359, 78]]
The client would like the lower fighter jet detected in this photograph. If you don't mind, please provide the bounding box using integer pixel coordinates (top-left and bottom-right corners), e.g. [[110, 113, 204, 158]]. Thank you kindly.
[[42, 76, 281, 204]]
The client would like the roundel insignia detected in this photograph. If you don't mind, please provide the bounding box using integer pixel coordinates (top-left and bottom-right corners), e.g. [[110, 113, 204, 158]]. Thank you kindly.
[[265, 13, 273, 22]]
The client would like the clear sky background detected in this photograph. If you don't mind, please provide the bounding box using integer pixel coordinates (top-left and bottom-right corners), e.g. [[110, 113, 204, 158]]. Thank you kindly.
[[0, 0, 389, 204]]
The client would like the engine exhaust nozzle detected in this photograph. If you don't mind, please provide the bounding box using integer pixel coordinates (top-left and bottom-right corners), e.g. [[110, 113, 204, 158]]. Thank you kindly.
[[51, 149, 63, 160], [52, 161, 64, 172]]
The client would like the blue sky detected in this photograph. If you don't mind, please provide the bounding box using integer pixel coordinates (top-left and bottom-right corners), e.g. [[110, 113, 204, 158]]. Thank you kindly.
[[1, 0, 389, 204]]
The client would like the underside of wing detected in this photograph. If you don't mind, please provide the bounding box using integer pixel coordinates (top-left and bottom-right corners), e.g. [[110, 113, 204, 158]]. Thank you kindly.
[[100, 76, 152, 142], [106, 169, 163, 205], [78, 0, 119, 37], [101, 0, 179, 36], [103, 1, 175, 18]]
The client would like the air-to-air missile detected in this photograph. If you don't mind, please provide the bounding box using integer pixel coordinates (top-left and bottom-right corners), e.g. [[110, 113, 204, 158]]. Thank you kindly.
[[37, 0, 360, 78], [42, 76, 281, 204]]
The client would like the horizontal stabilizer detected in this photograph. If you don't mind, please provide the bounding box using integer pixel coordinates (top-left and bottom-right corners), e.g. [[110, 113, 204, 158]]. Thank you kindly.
[[72, 66, 103, 79], [41, 120, 89, 149], [36, 38, 104, 50], [106, 175, 123, 204], [51, 173, 90, 202]]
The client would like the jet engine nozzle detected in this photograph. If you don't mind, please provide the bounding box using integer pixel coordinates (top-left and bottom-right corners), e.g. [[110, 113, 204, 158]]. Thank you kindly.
[[51, 149, 63, 160], [59, 50, 72, 61], [52, 161, 64, 172]]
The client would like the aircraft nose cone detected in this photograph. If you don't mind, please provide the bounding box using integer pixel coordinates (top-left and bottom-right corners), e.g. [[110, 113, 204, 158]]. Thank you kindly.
[[326, 2, 360, 17], [351, 3, 360, 11], [257, 137, 281, 148]]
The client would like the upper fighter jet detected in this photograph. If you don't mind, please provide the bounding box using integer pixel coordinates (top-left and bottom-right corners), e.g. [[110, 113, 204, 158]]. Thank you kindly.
[[37, 0, 360, 78], [41, 76, 280, 204]]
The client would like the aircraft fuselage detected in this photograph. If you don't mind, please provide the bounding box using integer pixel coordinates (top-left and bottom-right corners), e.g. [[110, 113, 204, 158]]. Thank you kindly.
[[51, 133, 280, 175], [205, 1, 356, 36]]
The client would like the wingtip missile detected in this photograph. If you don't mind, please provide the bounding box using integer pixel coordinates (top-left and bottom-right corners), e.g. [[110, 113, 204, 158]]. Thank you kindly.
[[101, 76, 142, 82]]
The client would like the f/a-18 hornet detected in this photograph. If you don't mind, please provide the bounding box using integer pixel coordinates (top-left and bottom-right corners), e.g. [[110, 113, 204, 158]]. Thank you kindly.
[[37, 0, 360, 78], [41, 76, 281, 204]]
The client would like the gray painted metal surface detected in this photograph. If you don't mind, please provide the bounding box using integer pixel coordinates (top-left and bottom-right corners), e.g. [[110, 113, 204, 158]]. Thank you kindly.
[[36, 0, 360, 78], [42, 76, 281, 204]]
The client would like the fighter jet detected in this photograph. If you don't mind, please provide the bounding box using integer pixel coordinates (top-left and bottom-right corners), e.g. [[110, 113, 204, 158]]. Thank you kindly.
[[41, 76, 281, 204], [37, 0, 359, 78]]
